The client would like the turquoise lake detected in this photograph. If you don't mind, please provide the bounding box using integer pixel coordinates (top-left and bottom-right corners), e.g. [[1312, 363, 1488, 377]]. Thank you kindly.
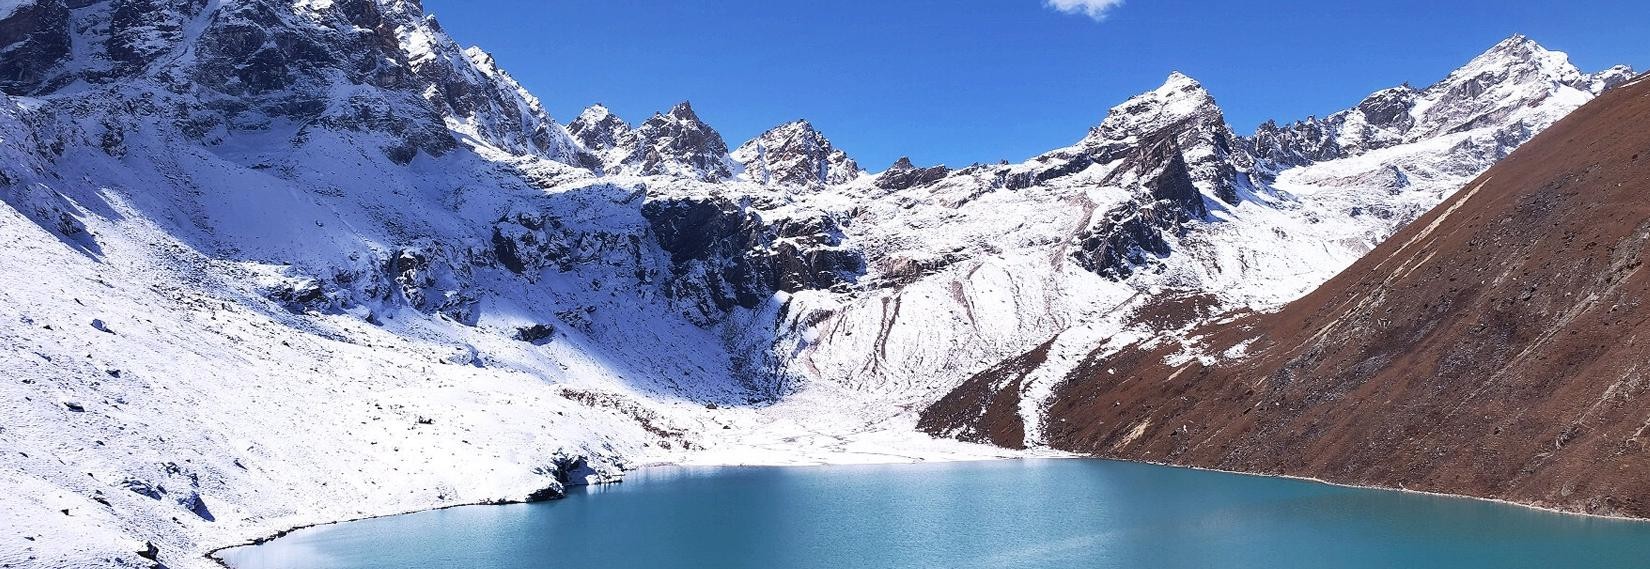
[[218, 459, 1650, 568]]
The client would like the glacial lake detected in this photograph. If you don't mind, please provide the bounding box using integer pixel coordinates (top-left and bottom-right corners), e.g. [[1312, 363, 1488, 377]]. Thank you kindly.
[[219, 459, 1650, 569]]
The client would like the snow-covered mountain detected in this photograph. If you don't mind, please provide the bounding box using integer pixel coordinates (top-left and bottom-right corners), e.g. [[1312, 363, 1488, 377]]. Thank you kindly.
[[732, 119, 863, 186], [569, 101, 737, 180], [1250, 35, 1634, 170], [1022, 74, 1650, 519], [0, 1, 1633, 566]]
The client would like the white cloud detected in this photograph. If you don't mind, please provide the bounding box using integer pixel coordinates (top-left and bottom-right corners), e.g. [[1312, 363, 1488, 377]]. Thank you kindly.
[[1044, 0, 1126, 21]]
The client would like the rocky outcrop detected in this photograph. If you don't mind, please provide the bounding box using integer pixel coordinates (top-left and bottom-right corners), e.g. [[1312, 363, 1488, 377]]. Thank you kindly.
[[567, 101, 738, 181], [642, 197, 863, 321], [567, 104, 637, 167], [873, 157, 949, 190], [732, 120, 861, 187], [1063, 72, 1251, 205], [1071, 133, 1208, 279], [489, 205, 647, 276], [0, 0, 71, 94], [386, 245, 479, 323], [268, 243, 480, 323], [917, 340, 1052, 449], [624, 102, 735, 180], [1250, 36, 1635, 174]]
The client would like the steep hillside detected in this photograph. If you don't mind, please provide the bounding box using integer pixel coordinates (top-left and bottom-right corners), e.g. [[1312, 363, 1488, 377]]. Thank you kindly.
[[984, 75, 1650, 517]]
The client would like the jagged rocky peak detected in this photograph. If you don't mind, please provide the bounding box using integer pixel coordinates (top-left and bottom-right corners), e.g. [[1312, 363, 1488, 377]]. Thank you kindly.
[[1250, 35, 1634, 171], [1406, 34, 1619, 140], [1049, 72, 1262, 280], [567, 104, 635, 152], [0, 0, 612, 167], [1249, 83, 1420, 170], [1084, 72, 1226, 146], [620, 100, 736, 181], [1588, 65, 1637, 92], [732, 119, 862, 187], [874, 156, 950, 190], [1076, 71, 1250, 205], [402, 30, 593, 165], [1071, 132, 1208, 280]]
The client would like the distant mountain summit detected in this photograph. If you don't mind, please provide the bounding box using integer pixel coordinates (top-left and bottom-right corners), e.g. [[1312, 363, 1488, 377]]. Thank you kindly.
[[1250, 35, 1632, 171], [732, 120, 861, 187], [567, 101, 735, 180]]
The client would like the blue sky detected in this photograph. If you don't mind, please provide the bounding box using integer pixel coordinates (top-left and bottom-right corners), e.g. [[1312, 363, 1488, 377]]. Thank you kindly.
[[424, 0, 1647, 169]]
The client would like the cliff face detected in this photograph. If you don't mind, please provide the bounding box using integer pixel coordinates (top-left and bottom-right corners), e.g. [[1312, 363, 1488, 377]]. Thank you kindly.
[[1029, 76, 1650, 517]]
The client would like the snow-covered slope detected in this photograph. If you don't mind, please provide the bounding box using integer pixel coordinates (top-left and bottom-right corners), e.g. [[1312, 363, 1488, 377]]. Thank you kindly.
[[0, 1, 1632, 566]]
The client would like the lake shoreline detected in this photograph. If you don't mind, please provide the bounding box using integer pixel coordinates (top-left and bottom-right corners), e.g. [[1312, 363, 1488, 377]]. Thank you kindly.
[[203, 452, 1028, 567], [208, 453, 1650, 568], [1125, 457, 1650, 525]]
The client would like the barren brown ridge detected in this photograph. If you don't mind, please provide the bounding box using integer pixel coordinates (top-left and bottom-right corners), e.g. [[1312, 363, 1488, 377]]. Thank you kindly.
[[927, 75, 1650, 517]]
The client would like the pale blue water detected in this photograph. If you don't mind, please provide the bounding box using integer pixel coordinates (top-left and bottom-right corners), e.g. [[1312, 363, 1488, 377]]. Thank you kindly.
[[219, 459, 1650, 569]]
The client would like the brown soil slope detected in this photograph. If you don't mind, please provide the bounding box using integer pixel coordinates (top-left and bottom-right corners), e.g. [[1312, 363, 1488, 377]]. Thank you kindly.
[[1037, 76, 1650, 517]]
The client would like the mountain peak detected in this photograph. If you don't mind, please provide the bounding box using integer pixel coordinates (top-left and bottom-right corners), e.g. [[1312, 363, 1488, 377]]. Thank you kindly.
[[1401, 34, 1600, 142], [1084, 71, 1225, 148], [873, 156, 949, 190], [577, 104, 616, 124], [567, 103, 637, 169], [668, 101, 701, 121], [1453, 34, 1573, 80], [1162, 71, 1203, 90], [1490, 33, 1539, 53], [732, 118, 860, 187], [623, 101, 733, 180]]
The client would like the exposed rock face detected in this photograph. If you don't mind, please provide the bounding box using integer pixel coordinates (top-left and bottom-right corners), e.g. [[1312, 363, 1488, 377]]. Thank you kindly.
[[567, 104, 637, 168], [973, 76, 1650, 518], [1020, 72, 1250, 280], [642, 196, 863, 321], [1249, 36, 1630, 174], [566, 101, 737, 181], [0, 0, 71, 94], [917, 340, 1052, 449], [1071, 133, 1208, 278], [267, 243, 480, 323], [626, 102, 735, 180], [488, 204, 649, 276], [0, 0, 600, 166], [1064, 72, 1252, 205], [410, 40, 594, 165], [732, 120, 861, 187], [873, 156, 949, 190], [386, 245, 480, 323]]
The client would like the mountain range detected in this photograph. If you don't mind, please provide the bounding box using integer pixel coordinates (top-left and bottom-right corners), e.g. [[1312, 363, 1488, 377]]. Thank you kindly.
[[0, 1, 1637, 567]]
